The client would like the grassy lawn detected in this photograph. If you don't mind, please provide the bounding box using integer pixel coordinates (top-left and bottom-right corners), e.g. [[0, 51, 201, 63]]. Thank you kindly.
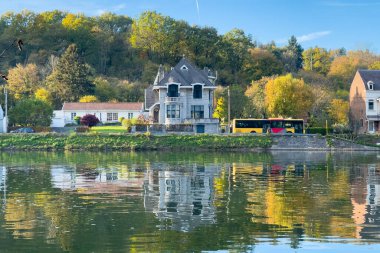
[[90, 126, 128, 133]]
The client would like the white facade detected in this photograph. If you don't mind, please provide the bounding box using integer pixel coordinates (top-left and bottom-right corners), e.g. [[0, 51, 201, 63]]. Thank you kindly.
[[146, 58, 220, 133], [365, 91, 380, 133], [51, 103, 147, 127]]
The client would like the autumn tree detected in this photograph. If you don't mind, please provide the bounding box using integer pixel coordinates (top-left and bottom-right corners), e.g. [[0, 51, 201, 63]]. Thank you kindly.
[[47, 44, 94, 108], [242, 48, 283, 82], [34, 87, 52, 104], [79, 95, 98, 103], [328, 99, 349, 125], [245, 77, 271, 118], [213, 97, 226, 122], [302, 47, 331, 75], [265, 74, 314, 118], [7, 63, 40, 99]]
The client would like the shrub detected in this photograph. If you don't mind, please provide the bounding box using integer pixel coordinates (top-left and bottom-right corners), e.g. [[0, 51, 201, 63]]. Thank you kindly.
[[80, 114, 100, 127], [9, 98, 53, 127], [32, 126, 52, 132], [118, 117, 125, 123], [73, 115, 81, 125], [307, 127, 332, 135], [136, 114, 149, 125], [122, 118, 133, 132], [75, 126, 89, 133]]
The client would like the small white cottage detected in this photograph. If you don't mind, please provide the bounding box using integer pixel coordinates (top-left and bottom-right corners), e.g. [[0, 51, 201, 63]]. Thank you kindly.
[[51, 102, 145, 127]]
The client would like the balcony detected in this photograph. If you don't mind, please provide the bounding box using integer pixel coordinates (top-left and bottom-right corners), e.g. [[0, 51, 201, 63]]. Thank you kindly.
[[165, 96, 181, 103]]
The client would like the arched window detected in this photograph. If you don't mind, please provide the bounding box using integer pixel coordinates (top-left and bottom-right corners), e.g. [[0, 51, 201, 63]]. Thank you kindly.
[[193, 85, 202, 99]]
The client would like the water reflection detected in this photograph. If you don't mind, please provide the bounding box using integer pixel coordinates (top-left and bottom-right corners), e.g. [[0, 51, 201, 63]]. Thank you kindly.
[[1, 152, 380, 252], [144, 164, 220, 232]]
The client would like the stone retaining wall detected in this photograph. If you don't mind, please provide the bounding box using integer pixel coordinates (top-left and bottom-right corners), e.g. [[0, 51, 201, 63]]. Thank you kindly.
[[270, 134, 379, 151]]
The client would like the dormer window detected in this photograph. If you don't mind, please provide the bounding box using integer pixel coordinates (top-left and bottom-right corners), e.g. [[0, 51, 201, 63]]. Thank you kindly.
[[368, 81, 374, 90], [193, 84, 202, 99], [180, 65, 188, 71], [167, 84, 179, 97]]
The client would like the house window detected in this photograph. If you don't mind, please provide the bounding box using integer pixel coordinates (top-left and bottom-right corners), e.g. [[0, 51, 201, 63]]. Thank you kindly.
[[369, 121, 374, 132], [71, 113, 76, 121], [193, 85, 202, 99], [191, 105, 204, 119], [369, 100, 374, 110], [128, 113, 133, 119], [166, 104, 180, 118], [107, 113, 118, 121], [167, 84, 179, 97]]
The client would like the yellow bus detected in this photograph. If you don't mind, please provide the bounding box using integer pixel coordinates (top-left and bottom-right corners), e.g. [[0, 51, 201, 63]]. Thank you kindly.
[[232, 118, 304, 134]]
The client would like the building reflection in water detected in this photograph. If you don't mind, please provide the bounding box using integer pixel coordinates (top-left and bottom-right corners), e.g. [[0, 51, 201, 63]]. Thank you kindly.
[[144, 164, 220, 232], [51, 165, 145, 195]]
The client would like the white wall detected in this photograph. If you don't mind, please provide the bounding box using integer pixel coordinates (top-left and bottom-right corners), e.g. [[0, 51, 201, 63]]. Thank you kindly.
[[51, 109, 147, 127]]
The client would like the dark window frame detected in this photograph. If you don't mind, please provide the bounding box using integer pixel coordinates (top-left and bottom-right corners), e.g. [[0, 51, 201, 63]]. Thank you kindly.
[[193, 85, 202, 99], [166, 104, 180, 118], [191, 105, 204, 119]]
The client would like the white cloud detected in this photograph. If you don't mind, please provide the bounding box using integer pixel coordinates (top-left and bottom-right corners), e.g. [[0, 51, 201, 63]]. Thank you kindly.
[[275, 31, 332, 45], [296, 31, 332, 43]]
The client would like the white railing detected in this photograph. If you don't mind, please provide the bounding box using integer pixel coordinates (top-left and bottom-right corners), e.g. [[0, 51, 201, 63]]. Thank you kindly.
[[165, 97, 181, 102]]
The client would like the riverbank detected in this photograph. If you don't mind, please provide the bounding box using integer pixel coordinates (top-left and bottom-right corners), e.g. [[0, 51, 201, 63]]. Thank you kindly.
[[0, 133, 379, 151], [0, 133, 273, 151]]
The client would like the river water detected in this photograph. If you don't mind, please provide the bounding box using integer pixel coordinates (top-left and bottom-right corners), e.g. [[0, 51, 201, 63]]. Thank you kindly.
[[1, 151, 380, 252]]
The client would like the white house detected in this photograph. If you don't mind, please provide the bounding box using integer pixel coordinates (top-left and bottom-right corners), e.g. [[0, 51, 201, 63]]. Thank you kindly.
[[350, 70, 380, 133], [145, 57, 219, 133], [51, 102, 145, 127]]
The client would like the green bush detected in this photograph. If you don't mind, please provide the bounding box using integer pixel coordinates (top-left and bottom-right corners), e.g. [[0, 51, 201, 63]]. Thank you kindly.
[[307, 127, 332, 135], [73, 115, 81, 125], [9, 98, 53, 127], [118, 117, 125, 123]]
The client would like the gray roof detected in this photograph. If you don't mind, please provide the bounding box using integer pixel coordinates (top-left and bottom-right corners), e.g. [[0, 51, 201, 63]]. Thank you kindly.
[[358, 70, 380, 90], [156, 58, 215, 87]]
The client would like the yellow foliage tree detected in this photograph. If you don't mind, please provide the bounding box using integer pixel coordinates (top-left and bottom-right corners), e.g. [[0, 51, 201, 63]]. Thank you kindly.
[[35, 88, 52, 104], [213, 97, 226, 122], [79, 95, 98, 103], [265, 74, 314, 118], [328, 99, 349, 125], [7, 63, 40, 99]]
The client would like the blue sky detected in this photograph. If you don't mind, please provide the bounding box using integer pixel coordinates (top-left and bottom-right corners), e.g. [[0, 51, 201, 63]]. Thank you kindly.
[[2, 0, 380, 51]]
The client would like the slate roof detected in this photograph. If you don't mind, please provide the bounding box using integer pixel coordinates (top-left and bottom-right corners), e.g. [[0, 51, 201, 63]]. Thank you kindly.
[[62, 102, 143, 111], [156, 58, 215, 87], [358, 70, 380, 90]]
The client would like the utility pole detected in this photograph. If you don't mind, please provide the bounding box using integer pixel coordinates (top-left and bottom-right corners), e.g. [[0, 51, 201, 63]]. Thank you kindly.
[[3, 85, 7, 133], [227, 86, 231, 133], [310, 50, 313, 71]]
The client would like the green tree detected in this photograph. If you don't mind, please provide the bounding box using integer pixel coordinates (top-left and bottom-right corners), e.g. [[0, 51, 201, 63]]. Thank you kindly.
[[221, 28, 253, 83], [283, 36, 303, 72], [265, 74, 314, 118], [302, 47, 331, 75], [243, 48, 283, 82], [9, 98, 53, 126], [130, 11, 174, 61], [47, 44, 94, 108]]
